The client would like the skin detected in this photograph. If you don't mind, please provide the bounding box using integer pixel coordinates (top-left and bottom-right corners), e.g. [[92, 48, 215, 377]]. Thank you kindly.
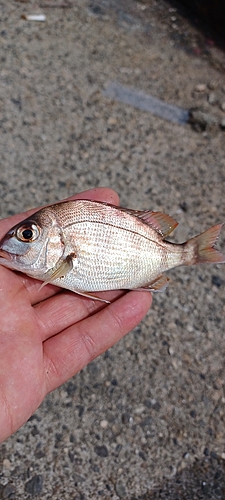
[[0, 188, 152, 443]]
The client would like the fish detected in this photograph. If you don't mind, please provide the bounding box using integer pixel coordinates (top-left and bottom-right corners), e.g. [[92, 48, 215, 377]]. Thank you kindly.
[[0, 200, 224, 303]]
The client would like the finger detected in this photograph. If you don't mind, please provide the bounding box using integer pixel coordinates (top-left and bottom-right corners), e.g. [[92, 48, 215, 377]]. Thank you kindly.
[[43, 291, 152, 393], [34, 290, 125, 342], [0, 187, 119, 239], [0, 188, 120, 305]]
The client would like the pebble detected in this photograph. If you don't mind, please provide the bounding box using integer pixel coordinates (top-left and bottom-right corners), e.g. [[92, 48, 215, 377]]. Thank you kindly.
[[121, 412, 130, 424], [3, 459, 11, 470], [2, 483, 16, 499], [208, 82, 216, 90], [94, 445, 108, 457], [220, 118, 225, 129], [221, 102, 225, 112], [100, 419, 109, 429], [134, 405, 146, 414], [115, 482, 127, 498], [195, 83, 206, 92], [188, 109, 217, 130], [211, 275, 223, 287], [208, 93, 217, 105], [25, 475, 43, 496], [107, 116, 117, 125], [171, 359, 178, 370], [73, 472, 85, 483]]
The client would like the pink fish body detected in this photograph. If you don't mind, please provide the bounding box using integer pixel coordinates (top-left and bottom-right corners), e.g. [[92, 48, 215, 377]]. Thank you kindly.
[[0, 200, 224, 302]]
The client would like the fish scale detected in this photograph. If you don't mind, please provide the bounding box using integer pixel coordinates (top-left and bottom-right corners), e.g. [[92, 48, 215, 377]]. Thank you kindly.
[[62, 221, 156, 291]]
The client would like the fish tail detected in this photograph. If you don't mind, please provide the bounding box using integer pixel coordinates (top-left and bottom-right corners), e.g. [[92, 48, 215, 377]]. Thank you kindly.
[[186, 224, 225, 265]]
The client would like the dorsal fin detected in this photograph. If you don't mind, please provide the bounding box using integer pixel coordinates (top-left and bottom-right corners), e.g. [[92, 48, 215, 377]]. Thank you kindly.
[[138, 211, 178, 238], [120, 207, 178, 238]]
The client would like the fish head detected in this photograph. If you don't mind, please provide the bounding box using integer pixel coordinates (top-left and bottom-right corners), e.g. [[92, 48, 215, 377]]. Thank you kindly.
[[0, 208, 65, 278]]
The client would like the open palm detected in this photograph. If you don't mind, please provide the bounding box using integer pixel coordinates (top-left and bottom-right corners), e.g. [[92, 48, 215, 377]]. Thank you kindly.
[[0, 188, 152, 443]]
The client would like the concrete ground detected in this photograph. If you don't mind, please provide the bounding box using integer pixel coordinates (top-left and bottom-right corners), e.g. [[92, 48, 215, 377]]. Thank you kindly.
[[0, 0, 225, 498]]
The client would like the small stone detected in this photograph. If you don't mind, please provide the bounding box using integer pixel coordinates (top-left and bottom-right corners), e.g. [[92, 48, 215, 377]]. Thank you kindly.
[[94, 445, 108, 457], [140, 416, 152, 428], [221, 452, 225, 460], [100, 419, 108, 429], [121, 413, 130, 424], [208, 93, 217, 105], [25, 475, 43, 495], [144, 398, 153, 409], [115, 482, 127, 498], [221, 102, 225, 112], [119, 67, 133, 74], [214, 377, 223, 390], [139, 450, 147, 461], [180, 201, 188, 212], [195, 83, 206, 92], [151, 400, 161, 411], [134, 405, 145, 414], [222, 85, 225, 93], [3, 459, 11, 470], [171, 359, 178, 370], [2, 483, 16, 499], [73, 472, 85, 483], [87, 360, 100, 377], [107, 116, 117, 125], [65, 381, 77, 395], [111, 378, 118, 386], [208, 82, 216, 90], [212, 275, 223, 287], [188, 109, 217, 130], [220, 118, 225, 129]]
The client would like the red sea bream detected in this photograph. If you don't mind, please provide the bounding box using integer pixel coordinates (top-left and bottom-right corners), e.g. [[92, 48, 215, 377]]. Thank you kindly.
[[0, 200, 224, 302]]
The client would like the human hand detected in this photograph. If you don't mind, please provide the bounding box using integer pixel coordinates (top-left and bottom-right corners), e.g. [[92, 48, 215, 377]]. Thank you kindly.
[[0, 188, 152, 443]]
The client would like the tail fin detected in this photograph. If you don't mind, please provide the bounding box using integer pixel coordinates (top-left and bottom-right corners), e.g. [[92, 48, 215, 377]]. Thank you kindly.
[[190, 224, 225, 264]]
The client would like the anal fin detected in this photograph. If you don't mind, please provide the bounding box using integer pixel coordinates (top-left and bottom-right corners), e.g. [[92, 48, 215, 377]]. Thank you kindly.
[[136, 274, 170, 293]]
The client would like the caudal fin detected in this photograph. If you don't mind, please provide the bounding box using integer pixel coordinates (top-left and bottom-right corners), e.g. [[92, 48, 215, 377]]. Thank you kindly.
[[190, 224, 225, 264]]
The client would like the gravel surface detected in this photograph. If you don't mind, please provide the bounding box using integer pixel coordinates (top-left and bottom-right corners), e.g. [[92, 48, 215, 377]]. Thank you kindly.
[[0, 1, 225, 498]]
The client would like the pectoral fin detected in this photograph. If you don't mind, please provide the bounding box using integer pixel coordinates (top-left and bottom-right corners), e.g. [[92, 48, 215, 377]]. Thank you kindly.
[[39, 254, 74, 290], [136, 274, 170, 292]]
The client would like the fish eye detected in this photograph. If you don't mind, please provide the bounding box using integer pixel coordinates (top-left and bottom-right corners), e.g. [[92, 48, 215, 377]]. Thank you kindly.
[[16, 224, 40, 242]]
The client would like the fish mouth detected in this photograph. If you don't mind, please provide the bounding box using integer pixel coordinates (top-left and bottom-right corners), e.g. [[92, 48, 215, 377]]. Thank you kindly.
[[0, 249, 13, 261], [0, 250, 25, 272]]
